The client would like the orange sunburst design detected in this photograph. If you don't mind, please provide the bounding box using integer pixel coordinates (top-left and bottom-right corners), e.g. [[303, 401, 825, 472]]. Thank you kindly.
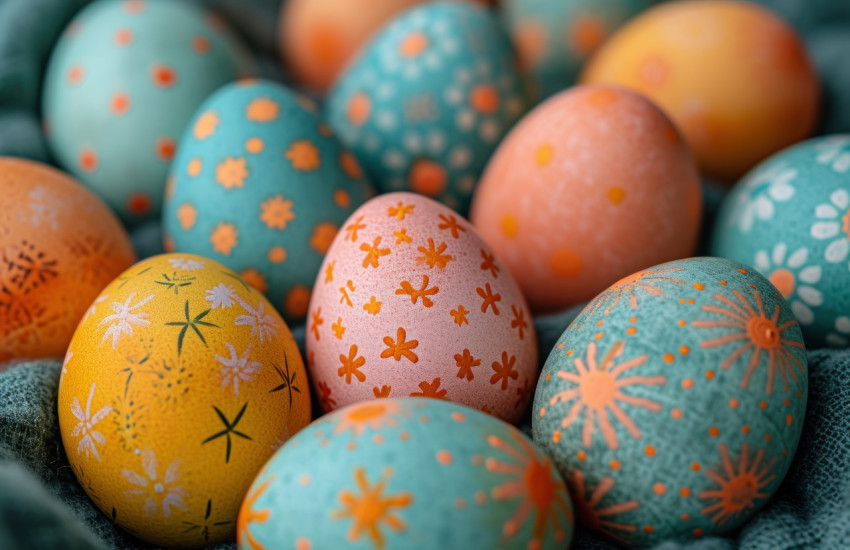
[[485, 432, 572, 547], [584, 267, 685, 319], [237, 475, 275, 550], [692, 288, 804, 394], [549, 341, 665, 450], [569, 470, 639, 545], [333, 400, 405, 436], [699, 443, 777, 526]]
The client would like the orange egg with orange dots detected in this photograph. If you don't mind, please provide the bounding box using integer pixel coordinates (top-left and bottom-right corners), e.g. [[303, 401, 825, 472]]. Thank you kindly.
[[580, 0, 820, 182], [0, 157, 136, 363], [469, 85, 702, 313]]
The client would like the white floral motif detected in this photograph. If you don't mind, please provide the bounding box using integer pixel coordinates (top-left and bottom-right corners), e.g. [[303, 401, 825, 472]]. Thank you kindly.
[[83, 295, 108, 323], [69, 384, 112, 461], [168, 258, 205, 270], [731, 163, 797, 233], [97, 293, 154, 349], [205, 283, 236, 309], [25, 187, 64, 229], [122, 449, 189, 518], [62, 351, 73, 375], [826, 316, 850, 347], [815, 135, 850, 173], [234, 296, 279, 344], [215, 342, 262, 396], [810, 189, 850, 266], [753, 244, 822, 325]]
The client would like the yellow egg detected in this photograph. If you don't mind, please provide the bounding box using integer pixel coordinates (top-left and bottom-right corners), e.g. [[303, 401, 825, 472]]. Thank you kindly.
[[58, 253, 310, 547]]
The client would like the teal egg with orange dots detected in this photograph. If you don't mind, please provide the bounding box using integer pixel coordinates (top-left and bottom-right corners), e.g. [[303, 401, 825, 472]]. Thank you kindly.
[[42, 0, 254, 224], [237, 398, 574, 550], [532, 257, 807, 546], [163, 80, 375, 324], [325, 1, 531, 214]]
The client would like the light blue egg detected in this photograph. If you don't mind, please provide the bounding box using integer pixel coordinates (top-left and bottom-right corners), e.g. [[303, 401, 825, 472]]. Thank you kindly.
[[711, 135, 850, 348], [325, 1, 530, 214], [238, 398, 574, 550], [42, 0, 254, 223], [533, 257, 807, 546]]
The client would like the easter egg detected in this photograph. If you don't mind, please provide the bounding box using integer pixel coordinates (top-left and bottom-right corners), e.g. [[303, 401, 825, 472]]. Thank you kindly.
[[470, 85, 702, 313], [43, 0, 254, 223], [502, 0, 658, 98], [306, 192, 537, 423], [711, 135, 850, 348], [237, 398, 574, 549], [325, 1, 531, 213], [58, 253, 311, 547], [581, 0, 820, 181], [0, 158, 136, 362], [162, 80, 375, 324], [533, 257, 807, 545]]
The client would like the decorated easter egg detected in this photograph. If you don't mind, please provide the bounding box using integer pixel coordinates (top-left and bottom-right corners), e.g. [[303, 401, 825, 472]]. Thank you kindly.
[[470, 85, 702, 313], [0, 158, 136, 362], [533, 257, 807, 545], [58, 253, 310, 547], [711, 135, 850, 348], [306, 192, 537, 423], [581, 0, 820, 181], [43, 0, 254, 223], [162, 80, 375, 324], [238, 398, 573, 549], [325, 1, 530, 213], [502, 0, 658, 98]]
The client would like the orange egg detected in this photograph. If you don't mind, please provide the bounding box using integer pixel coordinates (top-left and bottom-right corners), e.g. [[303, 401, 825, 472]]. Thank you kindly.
[[581, 0, 819, 182], [469, 85, 702, 313], [0, 158, 136, 362]]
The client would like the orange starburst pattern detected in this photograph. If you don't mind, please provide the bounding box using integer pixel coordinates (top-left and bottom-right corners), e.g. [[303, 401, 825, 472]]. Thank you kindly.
[[373, 385, 392, 398], [345, 216, 366, 242], [693, 288, 804, 394], [437, 213, 466, 238], [310, 307, 323, 340], [216, 157, 248, 189], [395, 275, 438, 307], [549, 341, 665, 450], [210, 223, 238, 255], [451, 305, 470, 326], [699, 443, 777, 526], [388, 201, 415, 220], [333, 400, 402, 436], [511, 305, 528, 340], [238, 475, 274, 550], [410, 378, 448, 400], [477, 283, 502, 315], [491, 352, 518, 390], [331, 467, 412, 549], [455, 349, 480, 381], [360, 236, 391, 269], [285, 140, 320, 172], [338, 344, 366, 384], [584, 267, 685, 319], [486, 432, 572, 546], [380, 327, 419, 363], [260, 195, 295, 230], [569, 470, 639, 546], [317, 381, 336, 411], [416, 238, 452, 269], [480, 249, 500, 278]]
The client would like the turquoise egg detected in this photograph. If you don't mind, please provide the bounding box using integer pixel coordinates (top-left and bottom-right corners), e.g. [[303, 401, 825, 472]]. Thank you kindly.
[[532, 257, 807, 546], [502, 0, 658, 99], [42, 0, 254, 223], [238, 398, 574, 549], [325, 1, 530, 214], [711, 135, 850, 348], [163, 80, 375, 324]]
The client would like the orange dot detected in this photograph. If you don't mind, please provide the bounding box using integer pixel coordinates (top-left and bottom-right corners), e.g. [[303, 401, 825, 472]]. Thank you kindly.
[[373, 434, 384, 444], [664, 353, 675, 363], [470, 85, 500, 114], [79, 149, 98, 172], [671, 408, 682, 419], [475, 491, 486, 505], [595, 332, 603, 340], [294, 537, 311, 550], [268, 246, 287, 264], [653, 483, 666, 495], [765, 434, 771, 442], [240, 269, 268, 294], [192, 35, 210, 54], [346, 441, 356, 451], [610, 460, 620, 470], [126, 193, 151, 215], [681, 513, 690, 521], [709, 427, 720, 437], [692, 282, 705, 290], [742, 425, 751, 434], [340, 152, 363, 179], [451, 412, 466, 423], [678, 320, 686, 327], [177, 203, 197, 230], [760, 401, 768, 409], [680, 487, 691, 497], [501, 215, 518, 238], [645, 445, 655, 457], [347, 93, 371, 126], [67, 65, 84, 85], [286, 285, 311, 318], [729, 399, 739, 409], [114, 28, 133, 46], [626, 327, 637, 335], [586, 87, 619, 108], [455, 498, 466, 510], [110, 92, 130, 115], [408, 159, 447, 196], [298, 475, 310, 486], [691, 463, 701, 471], [400, 431, 410, 441], [163, 235, 175, 252], [437, 450, 454, 465], [607, 187, 625, 204], [156, 137, 176, 161], [318, 123, 332, 137], [679, 346, 690, 355], [784, 399, 790, 406], [187, 158, 202, 177], [738, 268, 748, 274], [334, 189, 351, 208], [151, 64, 177, 87], [694, 528, 704, 537], [399, 32, 429, 57], [720, 280, 727, 285], [786, 415, 793, 425], [124, 0, 145, 14], [245, 137, 264, 154], [596, 320, 603, 327], [706, 370, 715, 380], [577, 451, 586, 461], [552, 430, 561, 443], [549, 248, 582, 279], [629, 317, 637, 323], [570, 15, 606, 56], [535, 144, 553, 167], [682, 379, 694, 389], [688, 299, 695, 304]]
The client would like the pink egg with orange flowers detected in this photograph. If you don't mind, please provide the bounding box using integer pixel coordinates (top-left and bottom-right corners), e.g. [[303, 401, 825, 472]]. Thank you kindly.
[[470, 84, 702, 313], [306, 192, 538, 423]]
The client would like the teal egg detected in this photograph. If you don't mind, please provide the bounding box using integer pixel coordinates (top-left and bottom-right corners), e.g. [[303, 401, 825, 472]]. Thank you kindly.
[[163, 80, 375, 324], [325, 1, 530, 214], [238, 398, 574, 549], [711, 135, 850, 348], [42, 0, 254, 223], [532, 257, 807, 546]]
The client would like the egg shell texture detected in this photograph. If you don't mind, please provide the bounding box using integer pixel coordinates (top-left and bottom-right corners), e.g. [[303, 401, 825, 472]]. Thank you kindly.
[[306, 192, 537, 423], [42, 0, 254, 223], [325, 1, 530, 213], [237, 397, 574, 549], [533, 257, 807, 546], [163, 79, 375, 324], [0, 158, 136, 362], [470, 85, 702, 313], [711, 135, 850, 349], [58, 253, 311, 547]]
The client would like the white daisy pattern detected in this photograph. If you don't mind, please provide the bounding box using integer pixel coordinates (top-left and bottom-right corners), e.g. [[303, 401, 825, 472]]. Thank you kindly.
[[69, 383, 112, 461], [730, 163, 797, 233], [216, 342, 262, 396], [122, 449, 189, 518], [826, 316, 850, 347], [97, 293, 155, 349], [814, 135, 850, 174], [168, 257, 205, 270], [753, 244, 822, 325], [810, 189, 850, 267], [234, 296, 280, 344], [205, 283, 237, 309]]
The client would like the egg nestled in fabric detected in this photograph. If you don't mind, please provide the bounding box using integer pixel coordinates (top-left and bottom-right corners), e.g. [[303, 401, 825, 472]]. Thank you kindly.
[[306, 192, 537, 423], [470, 84, 702, 314], [533, 257, 807, 546], [237, 398, 574, 549], [58, 253, 311, 547], [0, 158, 137, 362], [325, 1, 530, 213], [162, 80, 375, 324], [712, 135, 850, 348], [42, 0, 255, 223]]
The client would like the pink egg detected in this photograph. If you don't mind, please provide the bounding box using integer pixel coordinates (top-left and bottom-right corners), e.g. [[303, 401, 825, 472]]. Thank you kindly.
[[306, 192, 537, 423]]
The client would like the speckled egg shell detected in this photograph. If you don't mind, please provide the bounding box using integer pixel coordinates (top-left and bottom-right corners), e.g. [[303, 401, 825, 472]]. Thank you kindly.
[[532, 257, 807, 546], [0, 158, 136, 362], [711, 135, 850, 348], [470, 85, 702, 313], [237, 398, 574, 549], [43, 0, 254, 223], [306, 192, 537, 423], [162, 80, 375, 324], [325, 1, 530, 213], [58, 253, 311, 547]]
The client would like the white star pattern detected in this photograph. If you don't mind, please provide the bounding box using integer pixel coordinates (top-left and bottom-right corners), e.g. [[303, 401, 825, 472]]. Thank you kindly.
[[69, 383, 112, 461], [97, 293, 154, 349], [215, 342, 262, 396]]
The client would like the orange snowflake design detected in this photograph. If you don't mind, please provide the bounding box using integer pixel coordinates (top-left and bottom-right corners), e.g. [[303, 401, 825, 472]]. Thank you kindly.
[[451, 305, 470, 326], [477, 283, 502, 315], [480, 249, 500, 278], [395, 275, 438, 307], [285, 140, 320, 172], [569, 470, 639, 546], [216, 157, 248, 189], [338, 344, 366, 384], [388, 201, 415, 220], [333, 400, 403, 436], [437, 213, 466, 239], [416, 238, 452, 269], [237, 475, 274, 550], [381, 327, 419, 363], [345, 216, 366, 242], [361, 236, 391, 269], [410, 378, 447, 400], [246, 97, 279, 122], [491, 352, 518, 390], [584, 267, 685, 319], [210, 223, 238, 255], [699, 442, 777, 527], [511, 305, 528, 340], [549, 341, 665, 450], [260, 195, 295, 230], [455, 349, 480, 381]]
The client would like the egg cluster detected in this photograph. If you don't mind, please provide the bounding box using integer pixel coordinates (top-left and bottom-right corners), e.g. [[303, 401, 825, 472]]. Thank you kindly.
[[1, 0, 847, 548]]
